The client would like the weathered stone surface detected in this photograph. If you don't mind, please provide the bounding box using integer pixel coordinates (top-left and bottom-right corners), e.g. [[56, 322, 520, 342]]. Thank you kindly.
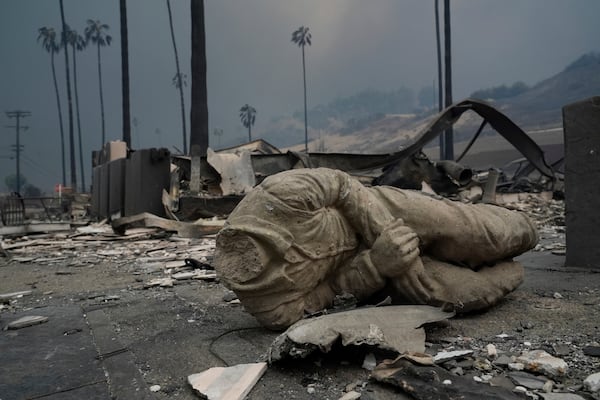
[[516, 350, 568, 378], [7, 315, 49, 329], [584, 371, 600, 392]]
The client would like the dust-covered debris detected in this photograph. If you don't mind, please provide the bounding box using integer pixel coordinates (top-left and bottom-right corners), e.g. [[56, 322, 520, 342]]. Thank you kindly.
[[187, 362, 267, 400], [268, 306, 454, 362], [7, 315, 49, 329]]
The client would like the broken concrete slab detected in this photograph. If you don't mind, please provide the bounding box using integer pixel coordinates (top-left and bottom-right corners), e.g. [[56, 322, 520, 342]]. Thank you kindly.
[[268, 305, 454, 362], [187, 362, 267, 400], [7, 315, 49, 329]]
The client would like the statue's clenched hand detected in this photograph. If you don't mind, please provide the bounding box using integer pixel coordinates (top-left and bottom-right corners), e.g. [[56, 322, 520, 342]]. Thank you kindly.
[[370, 220, 435, 302]]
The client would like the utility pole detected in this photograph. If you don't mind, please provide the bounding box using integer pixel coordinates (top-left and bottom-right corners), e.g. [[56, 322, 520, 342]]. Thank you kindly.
[[6, 110, 31, 193], [443, 0, 454, 160]]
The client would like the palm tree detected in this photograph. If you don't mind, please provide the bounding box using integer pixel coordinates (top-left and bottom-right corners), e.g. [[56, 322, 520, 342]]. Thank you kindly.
[[167, 0, 188, 155], [59, 0, 77, 190], [190, 0, 209, 192], [443, 0, 454, 160], [84, 19, 112, 147], [190, 0, 208, 157], [291, 26, 311, 152], [38, 26, 66, 186], [64, 26, 87, 192], [434, 0, 444, 159], [239, 104, 256, 142], [120, 0, 131, 148]]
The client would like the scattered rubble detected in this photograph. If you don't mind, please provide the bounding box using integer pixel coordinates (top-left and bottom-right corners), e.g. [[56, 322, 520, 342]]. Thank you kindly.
[[1, 188, 594, 399]]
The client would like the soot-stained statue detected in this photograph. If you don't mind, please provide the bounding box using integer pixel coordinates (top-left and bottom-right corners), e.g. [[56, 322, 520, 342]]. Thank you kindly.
[[214, 168, 538, 330]]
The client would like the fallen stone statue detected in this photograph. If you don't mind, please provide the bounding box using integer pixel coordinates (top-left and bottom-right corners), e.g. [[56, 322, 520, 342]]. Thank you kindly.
[[214, 168, 538, 330]]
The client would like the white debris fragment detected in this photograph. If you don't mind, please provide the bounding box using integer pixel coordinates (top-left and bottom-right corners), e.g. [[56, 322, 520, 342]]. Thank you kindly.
[[361, 353, 377, 371], [192, 270, 217, 280], [150, 385, 161, 392], [433, 349, 473, 363], [553, 292, 563, 299], [442, 379, 452, 385], [171, 272, 196, 280], [509, 362, 525, 371], [0, 290, 33, 300], [8, 315, 49, 329], [516, 350, 568, 378], [513, 386, 528, 394], [145, 277, 174, 288], [486, 343, 497, 359], [338, 391, 361, 400], [584, 372, 600, 392]]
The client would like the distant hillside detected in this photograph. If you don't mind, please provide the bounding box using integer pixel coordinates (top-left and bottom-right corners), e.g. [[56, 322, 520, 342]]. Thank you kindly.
[[495, 52, 600, 129], [314, 53, 600, 153], [265, 52, 600, 154]]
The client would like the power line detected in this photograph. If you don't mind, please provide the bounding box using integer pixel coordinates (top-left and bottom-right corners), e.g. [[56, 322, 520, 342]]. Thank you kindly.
[[5, 110, 31, 193], [21, 154, 59, 179]]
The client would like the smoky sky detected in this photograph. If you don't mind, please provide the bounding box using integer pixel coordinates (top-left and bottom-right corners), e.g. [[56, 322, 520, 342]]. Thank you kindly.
[[1, 0, 599, 192]]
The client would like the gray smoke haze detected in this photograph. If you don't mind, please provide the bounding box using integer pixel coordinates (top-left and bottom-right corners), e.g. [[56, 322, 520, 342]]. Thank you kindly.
[[1, 0, 599, 192]]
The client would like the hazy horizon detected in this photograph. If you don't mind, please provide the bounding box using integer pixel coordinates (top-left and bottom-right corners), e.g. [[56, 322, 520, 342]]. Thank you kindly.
[[1, 0, 599, 192]]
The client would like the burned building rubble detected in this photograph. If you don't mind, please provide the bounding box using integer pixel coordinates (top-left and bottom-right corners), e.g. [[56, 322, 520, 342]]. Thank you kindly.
[[1, 98, 599, 400]]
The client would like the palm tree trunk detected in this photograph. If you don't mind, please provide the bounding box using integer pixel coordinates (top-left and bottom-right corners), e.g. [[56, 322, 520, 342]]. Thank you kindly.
[[72, 44, 85, 192], [434, 0, 444, 160], [59, 0, 77, 189], [302, 44, 308, 153], [167, 0, 188, 154], [190, 0, 208, 192], [248, 125, 251, 142], [97, 43, 106, 146], [120, 0, 131, 148], [51, 51, 67, 186], [443, 0, 454, 160]]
